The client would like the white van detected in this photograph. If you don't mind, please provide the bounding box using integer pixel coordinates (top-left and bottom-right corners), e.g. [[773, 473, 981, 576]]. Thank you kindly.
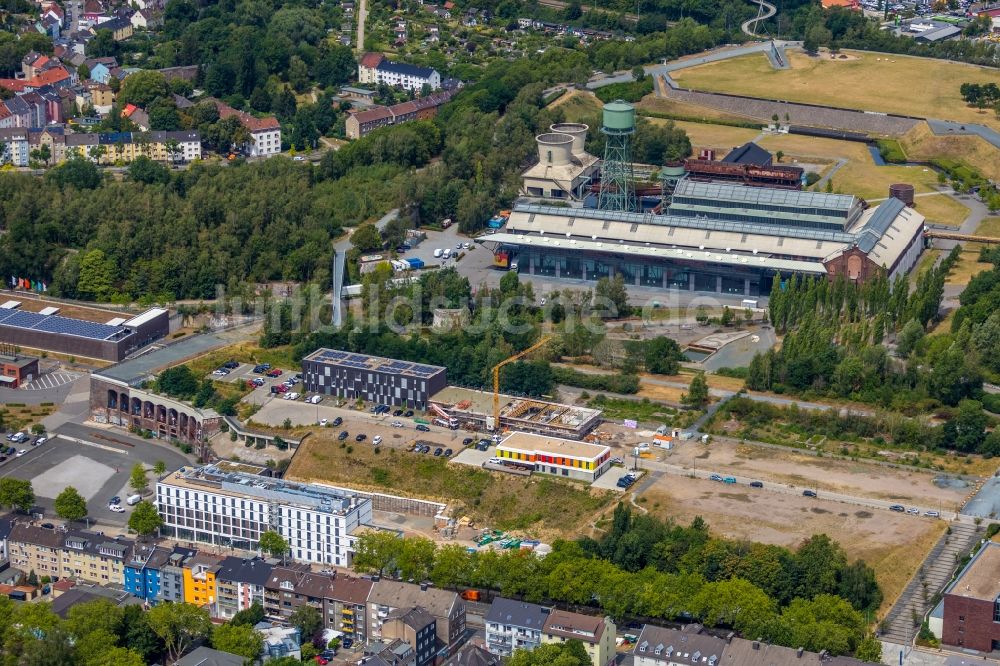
[[433, 248, 443, 258], [309, 395, 322, 404], [126, 494, 142, 505], [287, 392, 300, 401], [442, 248, 452, 259]]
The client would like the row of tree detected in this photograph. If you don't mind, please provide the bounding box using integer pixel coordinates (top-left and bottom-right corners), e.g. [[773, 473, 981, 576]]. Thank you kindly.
[[352, 506, 880, 656]]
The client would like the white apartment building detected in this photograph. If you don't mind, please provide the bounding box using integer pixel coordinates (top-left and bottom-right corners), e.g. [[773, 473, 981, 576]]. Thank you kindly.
[[485, 598, 549, 657], [357, 53, 441, 92], [214, 100, 282, 157], [155, 462, 372, 567], [0, 128, 30, 166]]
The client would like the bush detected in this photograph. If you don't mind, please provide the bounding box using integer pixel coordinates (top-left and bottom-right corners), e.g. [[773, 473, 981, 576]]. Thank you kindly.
[[552, 366, 640, 394], [876, 139, 906, 164], [982, 393, 1000, 415], [594, 78, 654, 103]]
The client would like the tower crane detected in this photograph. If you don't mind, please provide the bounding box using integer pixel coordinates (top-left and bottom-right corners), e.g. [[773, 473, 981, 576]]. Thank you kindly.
[[489, 335, 552, 432]]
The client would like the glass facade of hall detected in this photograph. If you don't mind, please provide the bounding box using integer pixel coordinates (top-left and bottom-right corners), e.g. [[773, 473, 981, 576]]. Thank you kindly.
[[510, 247, 789, 297]]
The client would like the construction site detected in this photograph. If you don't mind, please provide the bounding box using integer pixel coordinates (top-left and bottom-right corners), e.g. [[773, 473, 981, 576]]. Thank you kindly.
[[429, 386, 603, 440]]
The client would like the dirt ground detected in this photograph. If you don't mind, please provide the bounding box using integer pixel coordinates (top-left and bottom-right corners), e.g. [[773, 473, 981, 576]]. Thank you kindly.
[[638, 477, 946, 616], [657, 438, 971, 509]]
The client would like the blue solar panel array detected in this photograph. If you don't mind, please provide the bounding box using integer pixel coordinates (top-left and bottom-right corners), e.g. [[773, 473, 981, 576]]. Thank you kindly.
[[309, 348, 444, 378], [0, 308, 130, 340]]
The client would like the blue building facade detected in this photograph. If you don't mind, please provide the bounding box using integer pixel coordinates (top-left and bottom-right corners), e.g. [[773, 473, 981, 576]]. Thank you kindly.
[[124, 545, 171, 604]]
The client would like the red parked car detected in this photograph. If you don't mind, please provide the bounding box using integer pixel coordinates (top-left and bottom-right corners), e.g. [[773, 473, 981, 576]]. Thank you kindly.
[[267, 369, 283, 377]]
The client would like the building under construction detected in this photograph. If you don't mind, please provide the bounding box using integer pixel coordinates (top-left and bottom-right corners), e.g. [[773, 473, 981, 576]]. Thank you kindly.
[[494, 100, 926, 296], [429, 386, 603, 440]]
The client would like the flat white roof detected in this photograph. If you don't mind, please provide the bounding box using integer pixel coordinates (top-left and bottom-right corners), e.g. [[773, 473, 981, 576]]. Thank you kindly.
[[498, 431, 610, 461], [0, 301, 21, 310], [484, 232, 828, 274], [38, 306, 60, 316], [105, 317, 127, 326], [122, 307, 168, 328]]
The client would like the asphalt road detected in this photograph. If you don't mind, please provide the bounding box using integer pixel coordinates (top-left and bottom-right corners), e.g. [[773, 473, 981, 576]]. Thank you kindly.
[[0, 422, 192, 527]]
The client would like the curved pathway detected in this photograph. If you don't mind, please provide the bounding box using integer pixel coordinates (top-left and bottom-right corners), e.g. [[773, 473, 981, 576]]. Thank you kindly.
[[741, 0, 776, 37]]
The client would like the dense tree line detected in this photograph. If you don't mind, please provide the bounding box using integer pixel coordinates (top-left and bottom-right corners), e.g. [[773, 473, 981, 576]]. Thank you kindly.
[[353, 505, 880, 656]]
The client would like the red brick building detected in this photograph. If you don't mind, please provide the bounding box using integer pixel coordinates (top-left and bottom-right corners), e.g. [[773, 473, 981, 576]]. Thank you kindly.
[[0, 353, 38, 389], [942, 542, 1000, 652]]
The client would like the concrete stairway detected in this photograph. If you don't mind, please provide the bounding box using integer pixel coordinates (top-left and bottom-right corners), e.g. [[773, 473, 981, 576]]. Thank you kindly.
[[880, 523, 981, 645]]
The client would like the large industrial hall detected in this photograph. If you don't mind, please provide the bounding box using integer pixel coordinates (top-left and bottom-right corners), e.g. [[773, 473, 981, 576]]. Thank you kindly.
[[480, 101, 926, 297]]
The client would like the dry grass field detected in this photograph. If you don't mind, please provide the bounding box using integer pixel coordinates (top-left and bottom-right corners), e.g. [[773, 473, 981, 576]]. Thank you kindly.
[[945, 249, 994, 287], [637, 95, 758, 124], [652, 120, 760, 155], [755, 133, 945, 202], [287, 431, 613, 539], [639, 477, 946, 616], [672, 50, 1000, 131], [552, 89, 602, 122], [910, 193, 971, 228], [976, 217, 1000, 237], [901, 123, 1000, 182]]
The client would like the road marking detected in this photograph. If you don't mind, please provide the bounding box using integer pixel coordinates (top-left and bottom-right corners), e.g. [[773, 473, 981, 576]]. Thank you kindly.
[[20, 371, 81, 391], [54, 434, 129, 456]]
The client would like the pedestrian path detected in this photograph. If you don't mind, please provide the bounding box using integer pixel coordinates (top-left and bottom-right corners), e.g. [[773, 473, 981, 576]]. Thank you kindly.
[[880, 523, 980, 646]]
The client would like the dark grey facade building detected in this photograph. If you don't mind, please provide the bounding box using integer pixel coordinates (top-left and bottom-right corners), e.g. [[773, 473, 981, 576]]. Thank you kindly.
[[301, 349, 447, 409]]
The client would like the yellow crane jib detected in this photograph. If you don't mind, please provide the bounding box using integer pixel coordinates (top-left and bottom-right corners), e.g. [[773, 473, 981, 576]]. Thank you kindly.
[[489, 335, 552, 431]]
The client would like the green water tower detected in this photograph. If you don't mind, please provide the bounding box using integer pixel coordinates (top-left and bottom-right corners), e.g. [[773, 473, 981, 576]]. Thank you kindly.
[[598, 100, 636, 213]]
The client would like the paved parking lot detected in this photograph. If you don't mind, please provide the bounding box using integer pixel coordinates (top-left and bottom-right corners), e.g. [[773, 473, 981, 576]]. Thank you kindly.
[[591, 465, 636, 491], [451, 444, 496, 467], [0, 422, 192, 526]]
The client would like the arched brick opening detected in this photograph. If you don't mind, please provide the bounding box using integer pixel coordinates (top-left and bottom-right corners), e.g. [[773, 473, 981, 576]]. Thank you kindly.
[[107, 390, 118, 409]]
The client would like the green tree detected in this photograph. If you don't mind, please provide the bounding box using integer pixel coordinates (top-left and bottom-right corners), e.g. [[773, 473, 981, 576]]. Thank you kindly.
[[230, 602, 265, 627], [692, 578, 777, 638], [128, 500, 163, 537], [350, 224, 383, 252], [429, 544, 473, 589], [0, 478, 35, 512], [397, 536, 436, 582], [632, 66, 645, 82], [508, 640, 590, 666], [855, 635, 882, 663], [258, 530, 288, 559], [682, 372, 709, 408], [212, 623, 263, 661], [77, 249, 116, 301], [54, 486, 88, 521], [288, 605, 322, 641], [47, 157, 102, 189], [77, 63, 91, 80], [147, 602, 212, 663], [896, 318, 925, 356], [128, 156, 171, 184], [30, 143, 51, 166], [643, 336, 683, 375], [353, 530, 402, 576], [129, 464, 148, 493], [119, 70, 169, 107], [153, 460, 166, 476], [157, 365, 199, 398], [593, 274, 629, 319]]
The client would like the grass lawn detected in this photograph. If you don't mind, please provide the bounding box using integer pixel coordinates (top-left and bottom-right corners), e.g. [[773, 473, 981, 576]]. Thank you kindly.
[[944, 249, 993, 286], [287, 432, 613, 538], [901, 123, 1000, 183], [672, 49, 1000, 131], [651, 120, 759, 155], [910, 193, 970, 228], [636, 94, 758, 124], [976, 217, 1000, 237], [0, 404, 55, 433], [551, 89, 602, 122], [756, 133, 941, 200]]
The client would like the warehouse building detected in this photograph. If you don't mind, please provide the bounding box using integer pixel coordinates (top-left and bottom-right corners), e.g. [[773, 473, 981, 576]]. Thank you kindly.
[[485, 186, 924, 297], [156, 462, 373, 567], [302, 349, 447, 409], [495, 432, 611, 481], [0, 302, 169, 362]]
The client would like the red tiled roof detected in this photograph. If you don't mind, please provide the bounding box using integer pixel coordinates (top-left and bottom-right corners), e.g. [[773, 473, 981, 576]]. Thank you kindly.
[[121, 103, 138, 117], [215, 101, 281, 132], [443, 1, 454, 8], [0, 79, 27, 93], [360, 52, 384, 69], [353, 106, 394, 124], [0, 104, 11, 120]]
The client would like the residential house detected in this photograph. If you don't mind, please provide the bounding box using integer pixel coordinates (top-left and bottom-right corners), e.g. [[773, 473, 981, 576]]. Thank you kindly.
[[0, 66, 72, 94], [382, 606, 437, 666], [345, 90, 452, 139], [130, 9, 159, 29], [121, 103, 149, 130], [357, 53, 441, 91], [175, 647, 245, 666], [124, 544, 172, 604], [85, 57, 118, 83], [215, 556, 273, 619], [367, 638, 417, 666], [213, 101, 282, 157], [61, 130, 201, 164], [2, 97, 31, 127], [61, 530, 133, 585], [257, 621, 303, 662], [22, 52, 58, 79], [158, 65, 199, 82], [368, 580, 466, 656], [82, 0, 106, 24], [182, 552, 223, 610], [0, 128, 31, 165], [326, 573, 374, 642], [94, 16, 134, 41], [484, 598, 549, 657], [441, 643, 501, 666], [541, 610, 616, 666], [158, 549, 193, 603], [28, 126, 68, 163], [0, 515, 13, 561], [634, 625, 728, 666], [78, 81, 114, 113], [262, 564, 317, 625]]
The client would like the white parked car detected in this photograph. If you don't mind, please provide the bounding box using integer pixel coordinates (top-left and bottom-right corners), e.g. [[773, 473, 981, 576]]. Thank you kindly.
[[391, 420, 403, 428], [319, 419, 329, 427], [433, 248, 443, 258], [309, 395, 322, 404], [16, 450, 26, 457], [34, 436, 47, 445], [487, 457, 504, 465], [373, 435, 383, 445], [109, 504, 125, 513]]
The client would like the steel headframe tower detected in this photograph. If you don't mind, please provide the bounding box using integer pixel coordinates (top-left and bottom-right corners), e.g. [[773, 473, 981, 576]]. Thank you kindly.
[[597, 99, 637, 213]]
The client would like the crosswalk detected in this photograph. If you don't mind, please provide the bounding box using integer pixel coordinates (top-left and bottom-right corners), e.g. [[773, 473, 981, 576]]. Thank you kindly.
[[21, 371, 81, 390]]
